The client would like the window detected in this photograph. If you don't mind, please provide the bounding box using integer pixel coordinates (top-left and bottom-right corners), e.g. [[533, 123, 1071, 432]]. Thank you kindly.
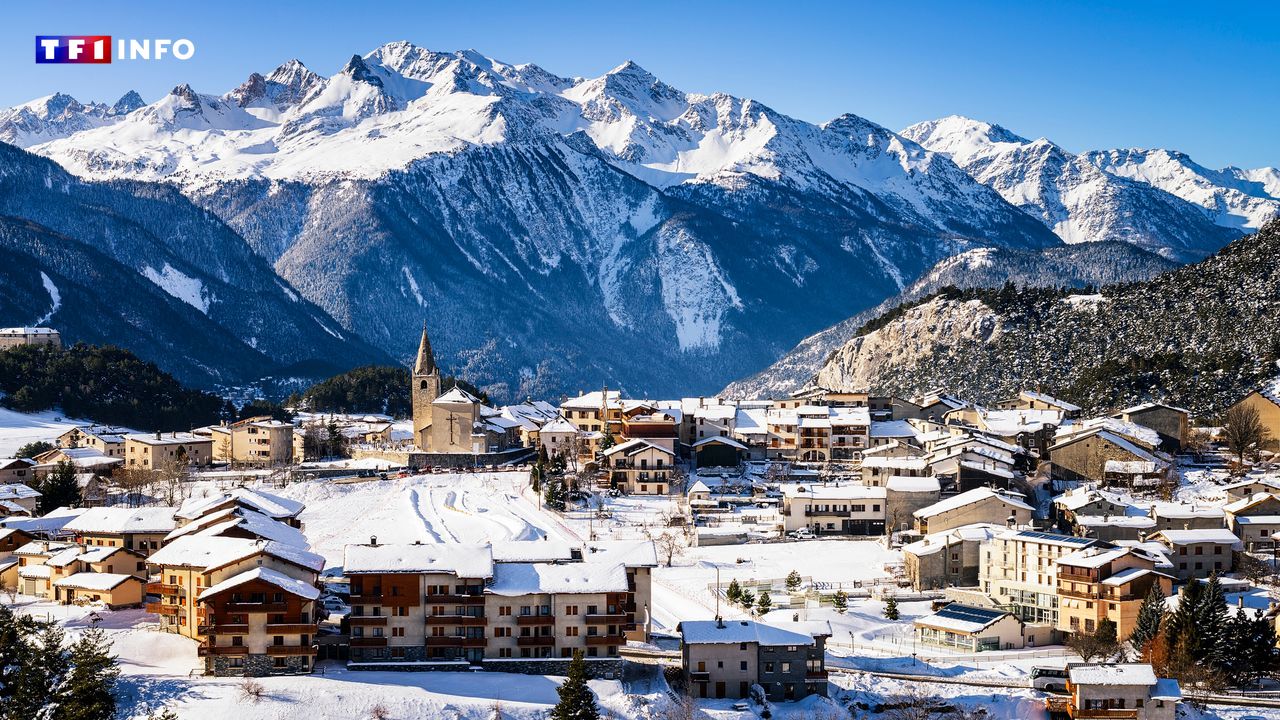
[[392, 627, 405, 637], [740, 661, 748, 671], [566, 605, 578, 615], [566, 627, 579, 637]]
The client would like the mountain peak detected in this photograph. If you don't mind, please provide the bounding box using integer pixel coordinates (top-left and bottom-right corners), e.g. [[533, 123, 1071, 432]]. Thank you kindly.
[[110, 90, 144, 116], [340, 54, 383, 86], [607, 60, 654, 80], [170, 84, 200, 105]]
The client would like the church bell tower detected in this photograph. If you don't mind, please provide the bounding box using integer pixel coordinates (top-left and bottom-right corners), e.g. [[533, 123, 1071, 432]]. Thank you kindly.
[[411, 322, 441, 451]]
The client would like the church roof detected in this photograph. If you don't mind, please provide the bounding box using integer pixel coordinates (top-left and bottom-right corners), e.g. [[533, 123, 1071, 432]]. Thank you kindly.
[[435, 387, 482, 405], [414, 324, 437, 376]]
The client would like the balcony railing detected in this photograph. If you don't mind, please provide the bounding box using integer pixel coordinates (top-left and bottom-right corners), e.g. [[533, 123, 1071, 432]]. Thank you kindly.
[[515, 615, 555, 627], [348, 616, 388, 626], [223, 602, 288, 613], [197, 644, 249, 657], [264, 623, 318, 634], [145, 603, 181, 616], [266, 645, 316, 657], [584, 634, 624, 647], [199, 623, 249, 634], [425, 594, 486, 605], [426, 615, 487, 626], [350, 637, 388, 647], [426, 636, 486, 647], [146, 582, 183, 595], [516, 636, 555, 647], [804, 508, 851, 517], [584, 613, 628, 624], [1067, 704, 1139, 720]]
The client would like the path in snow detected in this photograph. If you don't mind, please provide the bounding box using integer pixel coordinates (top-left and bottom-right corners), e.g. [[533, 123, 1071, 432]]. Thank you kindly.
[[405, 487, 445, 543]]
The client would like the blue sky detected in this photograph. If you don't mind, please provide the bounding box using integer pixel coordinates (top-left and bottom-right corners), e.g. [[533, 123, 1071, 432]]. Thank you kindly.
[[4, 0, 1277, 168]]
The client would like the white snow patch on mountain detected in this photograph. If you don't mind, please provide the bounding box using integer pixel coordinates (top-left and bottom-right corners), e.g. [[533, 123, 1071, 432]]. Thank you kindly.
[[35, 271, 61, 324], [656, 227, 742, 350], [401, 266, 426, 307], [140, 263, 211, 314]]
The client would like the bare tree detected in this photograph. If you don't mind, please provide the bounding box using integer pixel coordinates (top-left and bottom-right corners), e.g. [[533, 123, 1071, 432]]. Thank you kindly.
[[1066, 620, 1121, 663], [654, 531, 686, 567], [0, 582, 17, 604], [1224, 404, 1269, 468], [238, 678, 265, 703]]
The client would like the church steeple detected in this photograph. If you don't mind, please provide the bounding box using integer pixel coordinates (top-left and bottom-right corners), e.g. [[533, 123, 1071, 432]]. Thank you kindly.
[[414, 322, 438, 376]]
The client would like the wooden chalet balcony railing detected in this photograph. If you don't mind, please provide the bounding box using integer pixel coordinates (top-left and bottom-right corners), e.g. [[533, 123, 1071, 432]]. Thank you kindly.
[[199, 623, 248, 634], [197, 644, 248, 657], [223, 602, 288, 613], [145, 602, 180, 616], [349, 637, 388, 647], [264, 623, 318, 634], [515, 615, 555, 627], [1068, 702, 1139, 719], [347, 616, 388, 626], [584, 634, 624, 647], [516, 636, 555, 647], [146, 582, 183, 595], [266, 645, 316, 657]]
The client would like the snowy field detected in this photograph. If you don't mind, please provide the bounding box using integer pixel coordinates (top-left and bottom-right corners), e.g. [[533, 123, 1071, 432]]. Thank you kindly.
[[0, 406, 91, 456]]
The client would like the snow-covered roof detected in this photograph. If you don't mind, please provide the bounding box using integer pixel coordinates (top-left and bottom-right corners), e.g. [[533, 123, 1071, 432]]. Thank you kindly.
[[560, 390, 619, 410], [1, 506, 84, 536], [433, 386, 483, 405], [45, 546, 85, 567], [1068, 663, 1158, 687], [1075, 515, 1155, 529], [19, 565, 52, 578], [915, 603, 1012, 634], [1057, 546, 1154, 570], [76, 545, 130, 564], [1000, 529, 1098, 548], [902, 523, 1003, 557], [191, 512, 309, 547], [861, 456, 929, 470], [958, 460, 1014, 479], [1150, 502, 1224, 520], [125, 432, 209, 446], [0, 327, 58, 336], [1018, 390, 1081, 412], [1055, 420, 1162, 454], [538, 417, 579, 434], [489, 540, 577, 564], [885, 476, 941, 493], [343, 542, 493, 578], [1054, 489, 1131, 513], [198, 566, 320, 602], [979, 408, 1063, 436], [1100, 567, 1172, 587], [0, 483, 40, 500], [692, 436, 748, 450], [1223, 492, 1280, 515], [780, 483, 886, 501], [602, 438, 674, 458], [584, 540, 658, 568], [1151, 529, 1242, 547], [914, 488, 1033, 519], [53, 572, 138, 592], [687, 480, 712, 495], [34, 448, 122, 468], [488, 561, 628, 595], [1115, 402, 1190, 417], [175, 488, 305, 521], [13, 539, 77, 556], [150, 535, 324, 572], [869, 420, 918, 438], [64, 507, 176, 535], [679, 619, 824, 646], [1152, 678, 1182, 701]]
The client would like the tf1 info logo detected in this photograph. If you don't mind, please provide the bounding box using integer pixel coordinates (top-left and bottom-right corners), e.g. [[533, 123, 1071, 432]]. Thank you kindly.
[[36, 36, 196, 64]]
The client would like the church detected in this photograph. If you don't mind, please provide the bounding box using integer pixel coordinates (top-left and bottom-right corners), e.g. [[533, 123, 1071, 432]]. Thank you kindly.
[[411, 324, 521, 454]]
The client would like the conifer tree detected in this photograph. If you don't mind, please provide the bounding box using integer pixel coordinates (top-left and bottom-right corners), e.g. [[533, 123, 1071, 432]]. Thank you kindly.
[[756, 591, 772, 616], [8, 623, 68, 720], [832, 590, 848, 613], [55, 618, 119, 720], [785, 570, 802, 593], [1129, 583, 1166, 658], [544, 478, 566, 512], [726, 579, 742, 605], [1196, 574, 1230, 670], [39, 460, 81, 513], [884, 596, 900, 621], [740, 590, 755, 610], [550, 651, 599, 720]]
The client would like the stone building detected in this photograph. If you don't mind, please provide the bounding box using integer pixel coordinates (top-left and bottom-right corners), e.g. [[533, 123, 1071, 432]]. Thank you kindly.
[[0, 327, 61, 350], [1049, 429, 1167, 485], [913, 487, 1033, 535], [1146, 529, 1240, 581], [1111, 403, 1189, 452], [902, 523, 1002, 591]]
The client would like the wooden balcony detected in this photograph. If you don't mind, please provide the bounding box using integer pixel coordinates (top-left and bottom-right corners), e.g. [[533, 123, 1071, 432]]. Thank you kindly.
[[199, 623, 248, 635], [350, 637, 388, 647], [426, 615, 487, 626], [585, 634, 624, 647], [426, 636, 486, 648], [806, 670, 829, 680], [197, 644, 248, 657], [265, 623, 318, 634], [425, 594, 486, 605], [266, 645, 316, 657], [145, 602, 181, 616], [223, 602, 288, 613], [1067, 704, 1139, 720], [516, 636, 555, 647], [515, 615, 555, 627], [584, 613, 628, 624], [348, 616, 388, 626], [804, 508, 851, 517], [146, 582, 183, 595]]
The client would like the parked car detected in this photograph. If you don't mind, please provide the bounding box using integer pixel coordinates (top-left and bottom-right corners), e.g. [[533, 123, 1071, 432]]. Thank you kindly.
[[787, 528, 815, 540]]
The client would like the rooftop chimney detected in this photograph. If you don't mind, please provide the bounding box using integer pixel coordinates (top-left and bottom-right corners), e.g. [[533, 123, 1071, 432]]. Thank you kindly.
[[370, 535, 378, 546]]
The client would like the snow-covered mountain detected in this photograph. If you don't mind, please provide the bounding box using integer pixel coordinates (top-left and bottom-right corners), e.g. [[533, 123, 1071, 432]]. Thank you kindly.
[[901, 115, 1275, 261], [0, 91, 142, 147], [4, 44, 1263, 399]]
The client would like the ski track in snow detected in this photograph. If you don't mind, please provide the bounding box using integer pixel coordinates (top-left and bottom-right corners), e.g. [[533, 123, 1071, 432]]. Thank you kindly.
[[404, 487, 444, 543]]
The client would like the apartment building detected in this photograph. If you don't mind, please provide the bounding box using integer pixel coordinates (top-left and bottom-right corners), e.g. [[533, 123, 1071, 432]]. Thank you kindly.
[[763, 404, 869, 462], [678, 619, 830, 701], [0, 327, 61, 349], [779, 483, 886, 535], [57, 425, 131, 458], [197, 567, 320, 676], [63, 507, 177, 556], [147, 536, 325, 643], [620, 411, 680, 452], [1055, 547, 1174, 639], [342, 539, 655, 675], [125, 432, 213, 469], [602, 439, 676, 495], [980, 529, 1104, 637], [210, 416, 295, 466]]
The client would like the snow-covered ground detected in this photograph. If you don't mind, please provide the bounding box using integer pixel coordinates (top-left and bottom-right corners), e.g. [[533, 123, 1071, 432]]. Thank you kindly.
[[0, 406, 91, 456]]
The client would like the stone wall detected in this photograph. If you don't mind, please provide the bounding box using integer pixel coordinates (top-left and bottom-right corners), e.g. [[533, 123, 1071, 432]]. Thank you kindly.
[[209, 653, 310, 677]]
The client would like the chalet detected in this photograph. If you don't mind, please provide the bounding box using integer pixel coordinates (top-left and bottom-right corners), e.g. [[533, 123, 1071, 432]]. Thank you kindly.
[[53, 572, 144, 609], [164, 506, 307, 547], [913, 487, 1033, 535], [692, 436, 747, 468], [602, 439, 676, 494], [0, 483, 41, 515], [197, 567, 320, 676], [0, 458, 36, 483], [1046, 664, 1180, 720], [31, 447, 123, 477], [678, 619, 830, 701], [57, 425, 131, 458], [175, 488, 306, 529]]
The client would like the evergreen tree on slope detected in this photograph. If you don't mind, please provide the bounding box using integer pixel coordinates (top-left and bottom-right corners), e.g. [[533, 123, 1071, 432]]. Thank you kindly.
[[550, 651, 599, 720]]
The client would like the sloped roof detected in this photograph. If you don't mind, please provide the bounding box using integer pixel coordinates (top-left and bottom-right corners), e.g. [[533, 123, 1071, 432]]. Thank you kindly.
[[914, 488, 1033, 519], [679, 619, 825, 646], [64, 507, 176, 535], [343, 542, 493, 578], [198, 566, 320, 602]]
